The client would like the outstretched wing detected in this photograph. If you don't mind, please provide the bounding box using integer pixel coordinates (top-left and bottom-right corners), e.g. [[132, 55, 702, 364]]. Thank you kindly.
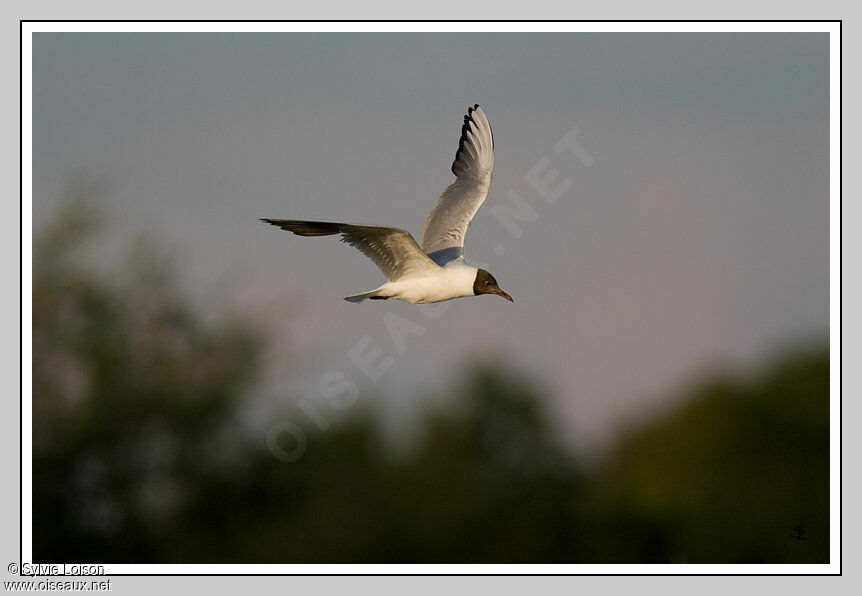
[[420, 105, 494, 266], [261, 219, 441, 281]]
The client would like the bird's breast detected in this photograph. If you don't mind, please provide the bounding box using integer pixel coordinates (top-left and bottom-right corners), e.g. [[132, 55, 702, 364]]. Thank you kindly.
[[386, 266, 477, 304]]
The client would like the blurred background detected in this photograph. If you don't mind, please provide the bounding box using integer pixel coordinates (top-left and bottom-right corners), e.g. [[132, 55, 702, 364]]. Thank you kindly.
[[32, 32, 829, 563]]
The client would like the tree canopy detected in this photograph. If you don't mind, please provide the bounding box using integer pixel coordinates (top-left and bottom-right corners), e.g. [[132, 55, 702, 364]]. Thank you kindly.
[[32, 197, 829, 564]]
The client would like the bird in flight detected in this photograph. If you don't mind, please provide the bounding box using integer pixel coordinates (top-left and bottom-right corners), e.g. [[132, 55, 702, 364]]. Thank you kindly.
[[262, 105, 513, 304]]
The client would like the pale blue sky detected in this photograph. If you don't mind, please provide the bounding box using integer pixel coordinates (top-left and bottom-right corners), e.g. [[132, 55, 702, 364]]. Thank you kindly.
[[32, 32, 829, 451]]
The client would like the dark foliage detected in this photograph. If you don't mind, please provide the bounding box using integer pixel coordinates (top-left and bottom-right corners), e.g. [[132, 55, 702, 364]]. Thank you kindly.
[[32, 198, 829, 564]]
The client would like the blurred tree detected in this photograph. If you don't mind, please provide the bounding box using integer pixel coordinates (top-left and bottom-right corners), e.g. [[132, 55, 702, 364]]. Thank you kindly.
[[32, 188, 829, 564], [33, 185, 262, 562], [583, 348, 829, 563], [168, 366, 584, 563]]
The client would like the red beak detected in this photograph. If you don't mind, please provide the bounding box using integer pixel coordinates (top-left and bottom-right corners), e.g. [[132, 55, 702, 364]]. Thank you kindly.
[[497, 290, 514, 302]]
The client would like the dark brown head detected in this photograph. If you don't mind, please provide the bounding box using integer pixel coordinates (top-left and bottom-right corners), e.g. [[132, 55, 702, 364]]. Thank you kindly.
[[473, 269, 514, 302]]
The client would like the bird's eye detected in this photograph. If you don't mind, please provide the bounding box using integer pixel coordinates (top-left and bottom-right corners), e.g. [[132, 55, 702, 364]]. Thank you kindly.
[[484, 281, 491, 286]]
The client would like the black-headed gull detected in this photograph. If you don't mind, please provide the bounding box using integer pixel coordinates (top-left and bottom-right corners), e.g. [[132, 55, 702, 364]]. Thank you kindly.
[[262, 105, 513, 305]]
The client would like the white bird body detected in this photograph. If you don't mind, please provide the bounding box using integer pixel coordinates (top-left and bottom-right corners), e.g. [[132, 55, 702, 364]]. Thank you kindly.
[[369, 262, 479, 304], [262, 105, 513, 304]]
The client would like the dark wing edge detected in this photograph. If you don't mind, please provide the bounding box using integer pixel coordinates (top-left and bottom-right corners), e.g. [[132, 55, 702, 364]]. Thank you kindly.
[[260, 219, 348, 236], [260, 219, 439, 280], [451, 104, 494, 179]]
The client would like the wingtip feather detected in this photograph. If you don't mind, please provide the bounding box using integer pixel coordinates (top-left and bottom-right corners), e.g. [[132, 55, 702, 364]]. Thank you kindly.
[[451, 104, 493, 177], [260, 219, 346, 237]]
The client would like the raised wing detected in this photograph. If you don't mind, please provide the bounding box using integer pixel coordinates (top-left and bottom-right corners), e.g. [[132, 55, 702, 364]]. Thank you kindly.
[[261, 219, 441, 281], [420, 105, 494, 266]]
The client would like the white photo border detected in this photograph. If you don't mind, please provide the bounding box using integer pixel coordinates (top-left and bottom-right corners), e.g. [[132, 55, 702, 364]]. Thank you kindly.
[[20, 19, 842, 576]]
